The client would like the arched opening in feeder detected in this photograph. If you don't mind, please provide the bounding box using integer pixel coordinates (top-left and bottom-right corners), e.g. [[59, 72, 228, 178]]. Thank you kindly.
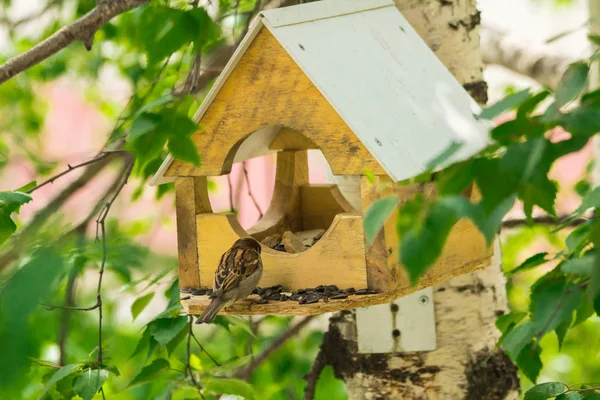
[[205, 126, 362, 256]]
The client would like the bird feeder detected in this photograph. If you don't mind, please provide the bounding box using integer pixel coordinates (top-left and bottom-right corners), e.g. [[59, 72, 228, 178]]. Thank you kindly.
[[151, 0, 494, 316]]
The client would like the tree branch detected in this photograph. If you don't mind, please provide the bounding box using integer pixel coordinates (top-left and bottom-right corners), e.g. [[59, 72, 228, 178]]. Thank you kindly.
[[502, 215, 588, 229], [480, 25, 578, 90], [303, 348, 327, 400], [233, 316, 315, 380], [0, 0, 150, 84]]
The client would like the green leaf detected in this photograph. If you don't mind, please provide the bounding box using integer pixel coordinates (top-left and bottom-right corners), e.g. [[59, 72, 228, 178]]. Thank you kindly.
[[204, 378, 255, 400], [131, 292, 155, 321], [167, 136, 200, 166], [517, 90, 551, 118], [0, 191, 32, 244], [496, 312, 527, 333], [555, 62, 589, 107], [524, 382, 568, 400], [517, 342, 543, 384], [554, 312, 571, 350], [560, 107, 600, 137], [435, 160, 474, 195], [561, 254, 595, 276], [166, 323, 188, 356], [73, 369, 109, 400], [503, 322, 535, 360], [148, 316, 188, 347], [576, 186, 600, 214], [424, 141, 463, 171], [129, 112, 160, 142], [574, 296, 595, 326], [557, 393, 584, 400], [37, 364, 80, 400], [479, 88, 530, 120], [590, 34, 600, 46], [530, 280, 583, 337], [219, 316, 256, 337], [130, 359, 170, 386], [16, 181, 37, 192], [0, 247, 64, 387], [363, 196, 398, 246], [508, 252, 549, 276], [398, 196, 474, 285], [566, 223, 592, 255], [130, 327, 151, 360]]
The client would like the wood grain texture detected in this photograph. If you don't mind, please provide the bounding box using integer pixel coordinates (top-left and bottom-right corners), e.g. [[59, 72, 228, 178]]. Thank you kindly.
[[269, 127, 319, 150], [175, 178, 202, 288], [247, 150, 308, 240], [165, 27, 384, 177], [300, 184, 359, 230], [196, 213, 368, 291], [360, 176, 394, 292]]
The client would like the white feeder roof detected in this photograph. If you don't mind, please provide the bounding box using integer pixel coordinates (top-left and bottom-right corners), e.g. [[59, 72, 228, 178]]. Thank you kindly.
[[151, 0, 492, 185]]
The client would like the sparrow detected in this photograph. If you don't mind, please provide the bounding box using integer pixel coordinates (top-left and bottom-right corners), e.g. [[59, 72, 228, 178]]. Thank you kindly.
[[196, 237, 263, 324]]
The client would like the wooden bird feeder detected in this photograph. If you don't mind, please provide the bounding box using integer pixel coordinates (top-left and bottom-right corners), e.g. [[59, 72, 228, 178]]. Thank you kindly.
[[151, 0, 494, 316]]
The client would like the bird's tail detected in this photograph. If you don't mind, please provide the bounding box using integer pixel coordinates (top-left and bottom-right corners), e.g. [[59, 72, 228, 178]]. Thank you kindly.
[[195, 298, 224, 324]]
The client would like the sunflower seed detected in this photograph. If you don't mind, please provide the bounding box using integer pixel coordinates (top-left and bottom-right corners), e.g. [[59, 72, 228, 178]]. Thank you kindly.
[[180, 295, 191, 300], [257, 298, 269, 304], [343, 288, 356, 294], [290, 293, 302, 301], [192, 289, 208, 296], [280, 294, 289, 301], [181, 287, 194, 293], [330, 293, 349, 300]]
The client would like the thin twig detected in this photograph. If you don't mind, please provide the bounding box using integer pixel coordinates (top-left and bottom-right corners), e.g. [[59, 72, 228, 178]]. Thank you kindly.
[[227, 175, 235, 212], [242, 162, 263, 218], [187, 316, 205, 398], [26, 153, 111, 194], [29, 358, 62, 369], [502, 215, 589, 229], [191, 331, 221, 366], [303, 349, 327, 400], [234, 316, 315, 380], [94, 153, 134, 369], [247, 316, 255, 362]]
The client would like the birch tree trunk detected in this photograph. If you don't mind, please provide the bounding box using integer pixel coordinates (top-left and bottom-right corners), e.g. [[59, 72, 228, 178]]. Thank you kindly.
[[317, 1, 520, 398]]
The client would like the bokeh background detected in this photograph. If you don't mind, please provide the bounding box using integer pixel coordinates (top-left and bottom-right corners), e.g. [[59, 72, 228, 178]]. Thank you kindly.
[[1, 0, 598, 398]]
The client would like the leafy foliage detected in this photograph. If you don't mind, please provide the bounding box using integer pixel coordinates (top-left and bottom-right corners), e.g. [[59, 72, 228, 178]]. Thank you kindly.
[[3, 0, 600, 397], [363, 42, 600, 389]]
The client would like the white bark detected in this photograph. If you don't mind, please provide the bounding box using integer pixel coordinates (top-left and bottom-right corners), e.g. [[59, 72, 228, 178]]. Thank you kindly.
[[318, 1, 520, 398], [480, 25, 575, 91]]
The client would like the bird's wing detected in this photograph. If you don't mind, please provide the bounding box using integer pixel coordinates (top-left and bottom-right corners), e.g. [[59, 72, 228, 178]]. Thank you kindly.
[[214, 246, 261, 293]]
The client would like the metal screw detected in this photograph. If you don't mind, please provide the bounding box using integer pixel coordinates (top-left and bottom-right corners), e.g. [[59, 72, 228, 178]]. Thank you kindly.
[[399, 25, 405, 32], [418, 295, 429, 305], [299, 43, 305, 51], [472, 112, 480, 120], [375, 138, 382, 146]]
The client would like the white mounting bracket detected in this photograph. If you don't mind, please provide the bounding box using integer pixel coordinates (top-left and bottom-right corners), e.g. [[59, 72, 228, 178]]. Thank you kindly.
[[356, 287, 436, 353]]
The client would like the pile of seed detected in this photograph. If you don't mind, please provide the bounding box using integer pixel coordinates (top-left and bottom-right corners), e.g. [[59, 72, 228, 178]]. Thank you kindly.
[[180, 285, 379, 305], [253, 285, 378, 305]]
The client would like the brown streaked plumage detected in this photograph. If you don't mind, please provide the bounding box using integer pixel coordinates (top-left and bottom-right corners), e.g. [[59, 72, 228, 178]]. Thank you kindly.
[[196, 237, 263, 324]]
